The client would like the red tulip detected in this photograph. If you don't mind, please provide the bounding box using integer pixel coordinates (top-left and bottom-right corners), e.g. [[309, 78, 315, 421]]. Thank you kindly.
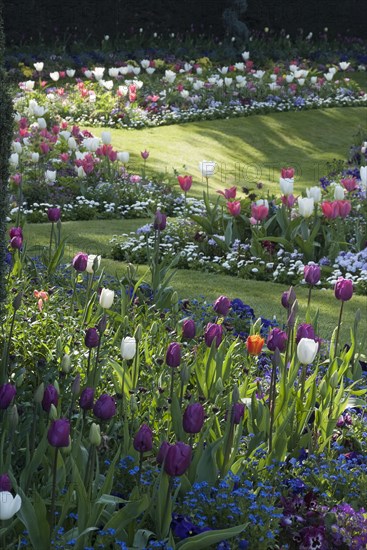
[[177, 175, 193, 192], [321, 201, 339, 219]]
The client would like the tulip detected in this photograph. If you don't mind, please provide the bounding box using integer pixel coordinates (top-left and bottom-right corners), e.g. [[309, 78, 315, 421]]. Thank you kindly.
[[204, 323, 223, 348], [177, 175, 193, 192], [213, 295, 231, 316], [0, 384, 16, 409], [85, 327, 99, 349], [251, 203, 268, 221], [281, 168, 295, 179], [164, 442, 192, 476], [153, 210, 167, 231], [217, 186, 237, 199], [359, 166, 367, 189], [183, 403, 205, 434], [50, 72, 60, 81], [0, 474, 11, 492], [334, 184, 345, 200], [338, 200, 351, 218], [304, 264, 321, 286], [279, 178, 294, 196], [267, 328, 288, 352], [199, 161, 215, 178], [341, 177, 357, 192], [298, 197, 314, 218], [72, 251, 88, 272], [99, 288, 114, 309], [10, 236, 22, 250], [47, 419, 70, 447], [66, 69, 75, 77], [86, 254, 101, 274], [31, 152, 39, 163], [47, 208, 61, 222], [246, 334, 265, 356], [227, 201, 241, 217], [93, 394, 116, 420], [306, 186, 322, 203], [182, 319, 196, 339], [334, 277, 353, 301], [9, 227, 22, 239], [281, 287, 296, 310], [11, 173, 22, 186], [117, 151, 129, 163], [42, 384, 58, 412], [133, 424, 153, 452], [321, 201, 339, 219], [157, 441, 172, 464], [79, 387, 95, 410], [166, 342, 181, 368], [0, 492, 22, 520], [296, 323, 317, 344], [121, 336, 137, 360], [141, 149, 149, 160], [34, 62, 44, 72], [101, 131, 111, 145], [297, 338, 319, 365]]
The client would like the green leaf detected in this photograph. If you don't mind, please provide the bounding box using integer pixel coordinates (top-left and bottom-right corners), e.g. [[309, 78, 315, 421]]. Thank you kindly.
[[16, 489, 50, 550], [47, 237, 67, 275], [104, 494, 150, 532], [176, 523, 247, 550]]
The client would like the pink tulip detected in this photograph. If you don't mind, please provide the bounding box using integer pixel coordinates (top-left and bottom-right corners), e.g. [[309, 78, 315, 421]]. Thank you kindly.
[[281, 167, 295, 179], [337, 200, 352, 218], [281, 194, 297, 208], [251, 203, 269, 221], [341, 177, 357, 192], [226, 201, 241, 216], [141, 150, 149, 160], [177, 175, 193, 192], [217, 186, 237, 199], [321, 201, 339, 219]]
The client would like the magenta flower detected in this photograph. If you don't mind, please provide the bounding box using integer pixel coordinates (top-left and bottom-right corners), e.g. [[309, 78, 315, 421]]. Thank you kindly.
[[304, 264, 321, 286], [72, 252, 88, 272], [141, 149, 149, 160], [47, 208, 61, 222]]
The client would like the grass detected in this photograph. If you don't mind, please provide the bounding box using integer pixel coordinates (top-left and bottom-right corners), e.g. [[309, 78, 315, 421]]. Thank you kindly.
[[87, 106, 367, 197], [24, 219, 367, 349]]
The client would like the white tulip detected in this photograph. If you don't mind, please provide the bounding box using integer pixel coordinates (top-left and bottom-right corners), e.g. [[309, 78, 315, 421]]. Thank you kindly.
[[334, 184, 345, 200], [196, 67, 203, 75], [310, 76, 318, 84], [0, 492, 22, 520], [339, 62, 350, 71], [108, 67, 120, 77], [68, 137, 77, 150], [118, 85, 128, 96], [297, 338, 318, 365], [256, 199, 269, 208], [45, 170, 56, 183], [359, 166, 367, 188], [289, 64, 298, 72], [24, 80, 35, 90], [242, 51, 250, 61], [66, 69, 75, 77], [218, 66, 228, 75], [93, 67, 105, 81], [12, 141, 22, 154], [280, 178, 294, 196], [86, 254, 101, 274], [117, 151, 129, 163], [83, 137, 100, 152], [235, 62, 245, 71], [37, 117, 47, 129], [329, 67, 337, 75], [31, 152, 39, 163], [140, 59, 150, 69], [102, 80, 114, 90], [34, 62, 44, 72], [224, 77, 233, 86], [121, 336, 137, 360], [101, 132, 111, 145], [306, 186, 322, 203], [146, 67, 155, 75], [164, 70, 176, 83], [298, 197, 314, 218], [84, 70, 92, 79], [285, 74, 294, 83], [184, 63, 192, 72], [199, 161, 216, 178], [324, 73, 334, 81], [132, 67, 141, 75], [119, 67, 128, 75], [180, 90, 190, 99], [254, 70, 265, 79], [99, 288, 114, 309], [59, 130, 71, 140], [50, 72, 60, 81], [9, 153, 19, 167], [32, 104, 47, 117], [77, 166, 86, 178]]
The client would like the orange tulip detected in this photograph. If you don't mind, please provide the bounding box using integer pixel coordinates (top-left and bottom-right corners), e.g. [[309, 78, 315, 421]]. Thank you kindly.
[[246, 334, 265, 356]]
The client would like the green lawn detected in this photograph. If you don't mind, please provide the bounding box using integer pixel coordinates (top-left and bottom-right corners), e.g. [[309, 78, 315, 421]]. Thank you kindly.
[[88, 107, 367, 197], [24, 219, 367, 348]]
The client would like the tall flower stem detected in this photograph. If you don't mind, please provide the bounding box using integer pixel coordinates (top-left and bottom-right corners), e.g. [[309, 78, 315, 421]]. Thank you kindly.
[[48, 221, 55, 265], [50, 447, 59, 528], [334, 301, 344, 358], [307, 286, 312, 308]]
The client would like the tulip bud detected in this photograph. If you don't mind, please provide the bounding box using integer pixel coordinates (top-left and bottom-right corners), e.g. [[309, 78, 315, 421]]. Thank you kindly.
[[0, 384, 16, 409], [304, 264, 321, 286], [34, 382, 45, 404], [215, 377, 224, 394], [183, 403, 205, 434], [297, 338, 319, 365], [121, 336, 137, 360], [288, 299, 298, 329], [8, 405, 19, 429], [204, 323, 223, 348], [47, 418, 70, 447], [12, 292, 23, 311], [164, 442, 192, 476], [72, 252, 88, 272], [85, 327, 99, 349], [180, 364, 190, 386], [0, 474, 12, 492], [182, 319, 196, 339], [71, 374, 81, 396], [246, 334, 265, 356], [49, 403, 58, 420], [79, 387, 94, 410], [171, 291, 178, 306], [61, 353, 72, 373], [232, 385, 240, 404], [42, 384, 58, 412], [97, 314, 108, 335], [86, 254, 101, 274], [150, 321, 159, 336], [133, 424, 153, 453], [334, 277, 353, 302], [99, 288, 114, 309], [15, 370, 25, 388], [213, 295, 231, 316], [153, 210, 167, 231], [329, 371, 339, 389], [318, 379, 327, 399], [89, 423, 101, 446], [166, 342, 181, 368], [134, 324, 142, 341], [281, 287, 296, 309], [93, 394, 116, 420]]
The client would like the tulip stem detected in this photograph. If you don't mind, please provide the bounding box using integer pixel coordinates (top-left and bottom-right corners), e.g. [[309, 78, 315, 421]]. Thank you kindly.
[[50, 447, 59, 529], [205, 176, 209, 196], [334, 301, 344, 358], [92, 338, 102, 389], [1, 308, 17, 383], [137, 451, 144, 492], [268, 359, 277, 453], [48, 221, 55, 265], [170, 369, 175, 403], [307, 286, 312, 309]]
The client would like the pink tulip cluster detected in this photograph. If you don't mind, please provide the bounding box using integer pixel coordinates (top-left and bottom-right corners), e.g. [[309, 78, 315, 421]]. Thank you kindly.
[[321, 200, 351, 219]]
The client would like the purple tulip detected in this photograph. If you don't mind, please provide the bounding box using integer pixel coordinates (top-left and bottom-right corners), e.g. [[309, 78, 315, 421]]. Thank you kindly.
[[0, 384, 16, 409], [183, 403, 205, 434], [0, 473, 11, 492], [296, 323, 316, 344], [9, 227, 23, 239], [304, 264, 321, 286], [232, 403, 245, 424], [153, 210, 167, 231], [133, 424, 153, 453], [93, 394, 116, 420], [334, 277, 353, 302], [267, 328, 288, 352], [164, 442, 192, 477], [79, 387, 95, 410], [10, 236, 23, 249], [281, 287, 296, 309], [47, 418, 70, 447], [182, 319, 196, 340], [157, 441, 172, 465], [85, 327, 99, 349], [204, 323, 223, 348], [166, 342, 181, 368], [47, 207, 61, 222], [72, 251, 88, 272], [213, 295, 231, 316], [42, 384, 58, 412]]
